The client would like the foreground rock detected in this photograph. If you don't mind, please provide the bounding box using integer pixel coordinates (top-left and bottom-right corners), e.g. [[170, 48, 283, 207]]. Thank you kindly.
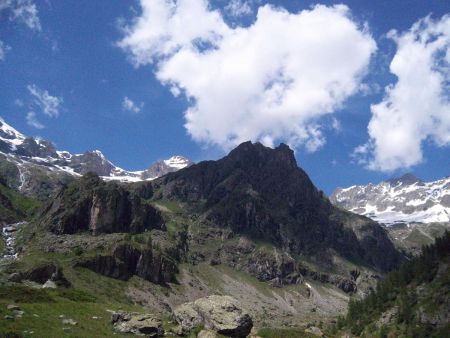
[[8, 263, 71, 288], [111, 311, 164, 337], [174, 295, 253, 337]]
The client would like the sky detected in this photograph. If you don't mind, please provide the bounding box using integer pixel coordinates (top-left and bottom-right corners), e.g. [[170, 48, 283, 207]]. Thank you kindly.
[[0, 0, 449, 194]]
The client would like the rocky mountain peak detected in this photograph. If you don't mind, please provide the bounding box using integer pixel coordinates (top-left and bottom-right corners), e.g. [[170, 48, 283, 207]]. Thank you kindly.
[[155, 141, 402, 272], [387, 173, 423, 186], [331, 175, 450, 225], [226, 141, 297, 170]]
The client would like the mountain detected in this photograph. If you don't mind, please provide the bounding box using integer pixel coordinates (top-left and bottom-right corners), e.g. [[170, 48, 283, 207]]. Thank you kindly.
[[0, 117, 192, 199], [153, 141, 402, 272], [141, 156, 193, 180], [0, 140, 406, 336], [330, 174, 450, 226], [337, 231, 450, 337]]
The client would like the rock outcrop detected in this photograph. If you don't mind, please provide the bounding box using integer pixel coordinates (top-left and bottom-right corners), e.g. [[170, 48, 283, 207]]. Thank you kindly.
[[8, 263, 71, 287], [75, 243, 177, 284], [41, 173, 164, 235], [154, 141, 403, 272], [111, 311, 164, 337], [174, 295, 253, 337]]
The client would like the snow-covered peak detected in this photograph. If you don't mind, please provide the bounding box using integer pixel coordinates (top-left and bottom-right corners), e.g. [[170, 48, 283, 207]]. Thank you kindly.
[[0, 117, 26, 148], [330, 175, 450, 225], [163, 155, 191, 169], [0, 117, 192, 184]]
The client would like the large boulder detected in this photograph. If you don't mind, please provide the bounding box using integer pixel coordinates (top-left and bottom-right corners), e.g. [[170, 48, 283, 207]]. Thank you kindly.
[[111, 311, 164, 337], [174, 295, 253, 337], [8, 263, 71, 287]]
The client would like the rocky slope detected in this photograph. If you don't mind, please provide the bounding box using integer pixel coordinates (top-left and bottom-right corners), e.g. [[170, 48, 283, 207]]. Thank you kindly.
[[0, 141, 407, 336], [153, 141, 403, 272], [338, 231, 450, 337], [0, 117, 191, 199], [39, 173, 164, 235], [330, 173, 450, 226]]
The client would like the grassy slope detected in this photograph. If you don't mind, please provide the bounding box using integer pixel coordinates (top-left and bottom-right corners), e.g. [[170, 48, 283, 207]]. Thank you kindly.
[[0, 182, 40, 224], [334, 232, 450, 338]]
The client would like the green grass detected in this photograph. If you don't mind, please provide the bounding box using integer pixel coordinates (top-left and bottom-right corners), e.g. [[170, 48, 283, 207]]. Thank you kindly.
[[258, 328, 316, 338], [152, 200, 183, 214], [0, 285, 137, 338]]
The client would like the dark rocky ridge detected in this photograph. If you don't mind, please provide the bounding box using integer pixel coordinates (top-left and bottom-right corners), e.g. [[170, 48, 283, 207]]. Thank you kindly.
[[75, 243, 177, 284], [40, 173, 164, 235], [153, 141, 403, 272]]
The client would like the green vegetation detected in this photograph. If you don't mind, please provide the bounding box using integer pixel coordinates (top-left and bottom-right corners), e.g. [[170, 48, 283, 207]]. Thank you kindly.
[[0, 284, 139, 338], [337, 231, 450, 338], [258, 328, 316, 338], [0, 155, 20, 188], [0, 178, 40, 224]]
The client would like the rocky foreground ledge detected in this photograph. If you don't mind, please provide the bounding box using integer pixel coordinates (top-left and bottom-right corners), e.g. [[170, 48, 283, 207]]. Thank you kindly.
[[111, 295, 253, 337]]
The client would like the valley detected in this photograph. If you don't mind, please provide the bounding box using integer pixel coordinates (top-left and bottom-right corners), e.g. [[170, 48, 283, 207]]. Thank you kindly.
[[0, 118, 447, 337]]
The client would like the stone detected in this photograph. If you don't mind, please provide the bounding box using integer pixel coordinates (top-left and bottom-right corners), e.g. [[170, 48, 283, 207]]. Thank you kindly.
[[13, 310, 24, 317], [62, 318, 78, 326], [8, 264, 71, 288], [111, 311, 164, 337], [198, 329, 219, 338], [42, 280, 57, 289], [174, 295, 253, 337], [4, 315, 14, 320], [305, 326, 324, 337], [7, 304, 21, 311]]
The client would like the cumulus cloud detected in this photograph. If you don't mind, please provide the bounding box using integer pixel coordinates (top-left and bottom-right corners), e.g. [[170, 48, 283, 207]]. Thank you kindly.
[[225, 0, 253, 18], [122, 96, 144, 113], [355, 14, 450, 172], [119, 0, 376, 150], [26, 111, 44, 129], [27, 84, 63, 118], [0, 0, 41, 31]]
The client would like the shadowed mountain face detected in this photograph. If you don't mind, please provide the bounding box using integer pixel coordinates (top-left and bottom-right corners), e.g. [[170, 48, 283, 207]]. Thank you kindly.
[[153, 141, 403, 272], [40, 173, 164, 235]]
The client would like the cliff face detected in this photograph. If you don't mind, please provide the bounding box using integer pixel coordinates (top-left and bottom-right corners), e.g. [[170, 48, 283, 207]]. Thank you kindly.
[[40, 173, 164, 235], [154, 141, 403, 272], [75, 243, 177, 284]]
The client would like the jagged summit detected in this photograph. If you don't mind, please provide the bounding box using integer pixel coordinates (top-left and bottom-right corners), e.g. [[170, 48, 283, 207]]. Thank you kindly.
[[226, 141, 297, 169], [0, 116, 192, 197], [387, 173, 423, 186], [154, 141, 402, 272], [331, 175, 450, 225]]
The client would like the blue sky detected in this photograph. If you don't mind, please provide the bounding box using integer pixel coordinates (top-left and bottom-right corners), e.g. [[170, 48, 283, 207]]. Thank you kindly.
[[0, 0, 449, 194]]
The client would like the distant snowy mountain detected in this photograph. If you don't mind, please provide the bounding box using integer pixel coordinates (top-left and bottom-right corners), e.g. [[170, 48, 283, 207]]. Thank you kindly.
[[330, 174, 450, 225], [0, 117, 192, 195]]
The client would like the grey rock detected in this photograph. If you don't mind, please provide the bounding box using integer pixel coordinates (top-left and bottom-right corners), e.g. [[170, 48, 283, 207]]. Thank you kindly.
[[42, 280, 57, 289], [62, 318, 78, 326], [305, 326, 324, 337], [174, 295, 253, 337], [7, 304, 21, 311], [75, 243, 177, 284], [111, 311, 164, 337]]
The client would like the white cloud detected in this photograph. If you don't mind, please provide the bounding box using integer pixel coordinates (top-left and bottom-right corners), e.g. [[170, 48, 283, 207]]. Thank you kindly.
[[119, 1, 376, 151], [14, 98, 24, 106], [0, 0, 41, 31], [27, 84, 63, 118], [122, 96, 144, 113], [225, 0, 253, 18], [26, 111, 44, 129], [0, 40, 11, 60], [355, 14, 450, 172]]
